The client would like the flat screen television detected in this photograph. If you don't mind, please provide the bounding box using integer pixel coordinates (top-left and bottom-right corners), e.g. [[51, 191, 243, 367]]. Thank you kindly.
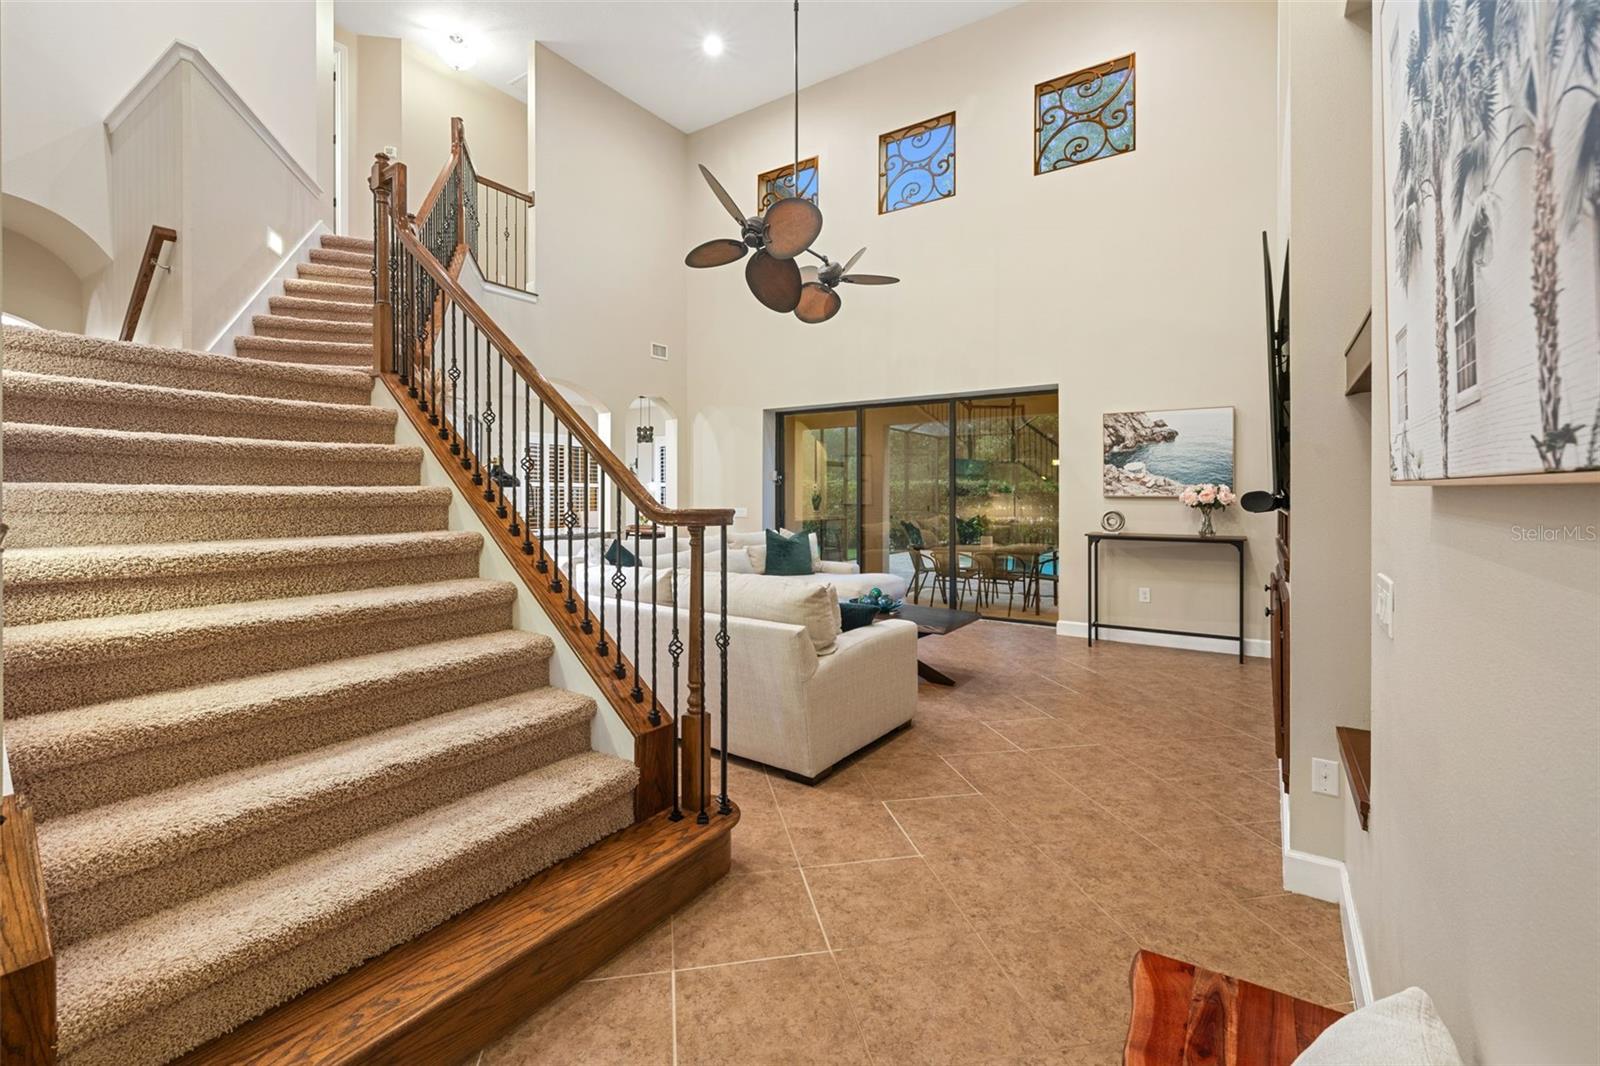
[[1243, 232, 1289, 513]]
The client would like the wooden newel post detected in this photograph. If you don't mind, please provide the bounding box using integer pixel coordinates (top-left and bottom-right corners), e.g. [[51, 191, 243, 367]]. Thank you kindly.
[[451, 117, 468, 261], [682, 525, 710, 819], [369, 153, 393, 375]]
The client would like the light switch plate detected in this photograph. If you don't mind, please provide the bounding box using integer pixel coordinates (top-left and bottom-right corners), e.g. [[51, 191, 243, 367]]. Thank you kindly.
[[1138, 587, 1151, 603], [1375, 573, 1395, 638], [1312, 757, 1340, 797]]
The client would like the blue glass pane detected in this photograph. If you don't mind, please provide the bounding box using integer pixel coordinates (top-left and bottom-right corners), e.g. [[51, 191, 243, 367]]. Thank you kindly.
[[761, 165, 818, 210], [882, 118, 955, 212], [1037, 59, 1134, 173]]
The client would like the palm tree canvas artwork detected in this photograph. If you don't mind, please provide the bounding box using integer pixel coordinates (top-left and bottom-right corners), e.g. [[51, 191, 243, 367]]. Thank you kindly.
[[1383, 0, 1600, 483]]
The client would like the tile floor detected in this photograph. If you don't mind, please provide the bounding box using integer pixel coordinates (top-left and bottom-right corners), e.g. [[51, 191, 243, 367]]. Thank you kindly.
[[467, 621, 1349, 1065]]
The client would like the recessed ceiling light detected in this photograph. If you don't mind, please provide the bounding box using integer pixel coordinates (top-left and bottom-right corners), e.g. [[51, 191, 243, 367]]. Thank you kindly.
[[702, 34, 725, 58], [440, 33, 477, 71]]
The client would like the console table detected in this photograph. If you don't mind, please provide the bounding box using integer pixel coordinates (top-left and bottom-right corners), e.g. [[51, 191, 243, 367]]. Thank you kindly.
[[1085, 531, 1248, 662]]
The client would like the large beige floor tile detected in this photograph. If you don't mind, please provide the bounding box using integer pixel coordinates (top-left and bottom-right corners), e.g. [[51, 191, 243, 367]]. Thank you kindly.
[[856, 750, 977, 800], [805, 856, 969, 948], [1243, 892, 1348, 973], [671, 866, 826, 969], [674, 953, 872, 1065], [833, 933, 1058, 1065], [977, 908, 1140, 1047], [590, 919, 672, 980], [1143, 822, 1284, 899], [883, 793, 1035, 862]]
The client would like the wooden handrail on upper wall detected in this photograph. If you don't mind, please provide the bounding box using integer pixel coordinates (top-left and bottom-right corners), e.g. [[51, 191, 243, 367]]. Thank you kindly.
[[119, 225, 177, 342]]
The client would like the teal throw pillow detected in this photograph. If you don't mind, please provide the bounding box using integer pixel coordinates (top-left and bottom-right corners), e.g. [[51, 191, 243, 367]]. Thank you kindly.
[[603, 539, 637, 567], [764, 528, 814, 576]]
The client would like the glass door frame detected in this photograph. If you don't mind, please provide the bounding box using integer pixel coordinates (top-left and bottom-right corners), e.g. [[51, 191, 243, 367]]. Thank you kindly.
[[773, 386, 1059, 625]]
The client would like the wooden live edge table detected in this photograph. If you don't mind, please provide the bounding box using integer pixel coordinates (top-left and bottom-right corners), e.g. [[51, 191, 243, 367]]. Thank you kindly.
[[1086, 531, 1249, 663], [1125, 950, 1344, 1065]]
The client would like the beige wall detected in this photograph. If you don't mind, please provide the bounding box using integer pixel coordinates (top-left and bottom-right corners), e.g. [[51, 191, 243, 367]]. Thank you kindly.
[[1342, 12, 1600, 1064], [1, 1, 324, 259], [351, 35, 402, 239], [2, 229, 86, 332], [402, 44, 528, 205], [1282, 0, 1374, 861], [684, 0, 1279, 642], [522, 45, 689, 465]]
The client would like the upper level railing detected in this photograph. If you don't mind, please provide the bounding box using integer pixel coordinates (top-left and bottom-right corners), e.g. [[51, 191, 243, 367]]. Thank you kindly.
[[460, 140, 534, 292], [369, 125, 732, 826]]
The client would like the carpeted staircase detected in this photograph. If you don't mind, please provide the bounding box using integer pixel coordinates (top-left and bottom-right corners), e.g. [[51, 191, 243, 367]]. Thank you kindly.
[[0, 233, 638, 1065]]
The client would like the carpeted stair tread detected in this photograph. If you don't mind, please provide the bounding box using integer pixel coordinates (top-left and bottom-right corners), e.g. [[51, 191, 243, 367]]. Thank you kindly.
[[3, 530, 480, 622], [3, 483, 452, 547], [309, 248, 372, 268], [235, 334, 373, 359], [3, 423, 421, 488], [39, 687, 598, 899], [6, 630, 552, 816], [5, 578, 515, 694], [55, 750, 636, 1061], [321, 234, 375, 253], [2, 369, 394, 443], [297, 262, 369, 282], [282, 278, 374, 304], [267, 295, 372, 323], [251, 314, 372, 343], [1, 326, 370, 405]]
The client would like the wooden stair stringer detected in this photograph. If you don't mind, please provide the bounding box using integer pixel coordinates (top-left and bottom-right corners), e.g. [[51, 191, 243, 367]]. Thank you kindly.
[[177, 806, 735, 1065]]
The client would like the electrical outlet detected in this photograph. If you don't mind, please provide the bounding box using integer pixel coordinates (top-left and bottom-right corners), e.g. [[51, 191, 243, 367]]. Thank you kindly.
[[1138, 587, 1151, 603], [1311, 757, 1340, 797], [1375, 573, 1395, 638]]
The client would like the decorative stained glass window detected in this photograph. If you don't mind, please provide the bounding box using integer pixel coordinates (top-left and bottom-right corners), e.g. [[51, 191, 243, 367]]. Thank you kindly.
[[757, 157, 819, 212], [879, 112, 956, 214], [1035, 53, 1135, 175]]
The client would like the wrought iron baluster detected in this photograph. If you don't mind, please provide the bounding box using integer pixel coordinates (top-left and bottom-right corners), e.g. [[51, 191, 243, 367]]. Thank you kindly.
[[650, 519, 660, 726], [563, 422, 577, 614], [631, 507, 643, 702], [718, 532, 731, 816], [595, 468, 607, 650], [668, 524, 683, 822], [448, 304, 461, 455], [536, 395, 548, 572], [521, 382, 534, 554], [612, 482, 626, 680], [470, 322, 482, 483], [506, 381, 521, 537]]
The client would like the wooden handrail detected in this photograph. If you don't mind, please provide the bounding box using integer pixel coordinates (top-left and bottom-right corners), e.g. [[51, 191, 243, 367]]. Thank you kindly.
[[119, 225, 176, 342], [475, 173, 534, 205], [387, 218, 733, 528]]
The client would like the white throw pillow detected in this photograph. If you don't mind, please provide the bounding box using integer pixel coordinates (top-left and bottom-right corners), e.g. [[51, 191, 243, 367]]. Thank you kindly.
[[814, 559, 857, 575], [696, 570, 839, 654], [1293, 988, 1463, 1066]]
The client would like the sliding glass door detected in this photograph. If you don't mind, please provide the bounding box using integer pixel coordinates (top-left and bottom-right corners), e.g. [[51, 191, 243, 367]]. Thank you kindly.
[[778, 389, 1058, 623], [779, 409, 858, 562]]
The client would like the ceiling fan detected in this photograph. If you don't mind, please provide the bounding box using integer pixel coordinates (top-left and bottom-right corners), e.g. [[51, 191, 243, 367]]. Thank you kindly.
[[685, 165, 821, 313], [683, 1, 899, 322], [796, 248, 898, 323]]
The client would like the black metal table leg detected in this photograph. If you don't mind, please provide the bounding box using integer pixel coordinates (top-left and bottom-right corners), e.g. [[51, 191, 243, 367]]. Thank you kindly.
[[1236, 543, 1245, 663]]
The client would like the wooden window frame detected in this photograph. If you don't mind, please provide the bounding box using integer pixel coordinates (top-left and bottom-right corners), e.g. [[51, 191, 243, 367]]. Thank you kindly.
[[757, 157, 819, 212], [878, 111, 957, 214], [1034, 53, 1136, 176]]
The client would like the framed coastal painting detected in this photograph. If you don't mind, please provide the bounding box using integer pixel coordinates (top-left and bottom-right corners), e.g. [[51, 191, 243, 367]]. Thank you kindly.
[[1380, 0, 1600, 484], [1103, 406, 1234, 498]]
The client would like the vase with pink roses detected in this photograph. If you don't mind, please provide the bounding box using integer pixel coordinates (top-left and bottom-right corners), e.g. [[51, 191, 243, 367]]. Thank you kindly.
[[1179, 483, 1234, 536]]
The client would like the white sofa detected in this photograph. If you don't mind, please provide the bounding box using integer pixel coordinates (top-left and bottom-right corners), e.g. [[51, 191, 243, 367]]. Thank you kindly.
[[604, 556, 918, 781]]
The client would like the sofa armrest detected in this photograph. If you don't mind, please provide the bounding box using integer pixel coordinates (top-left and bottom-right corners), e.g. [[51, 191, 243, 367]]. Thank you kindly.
[[807, 618, 918, 727]]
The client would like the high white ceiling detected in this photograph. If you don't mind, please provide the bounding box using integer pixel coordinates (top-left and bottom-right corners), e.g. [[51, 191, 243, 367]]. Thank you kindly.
[[334, 1, 1019, 133]]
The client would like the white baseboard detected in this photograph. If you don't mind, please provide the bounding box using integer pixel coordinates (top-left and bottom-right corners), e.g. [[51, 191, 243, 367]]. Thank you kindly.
[[1339, 861, 1375, 1007], [206, 220, 329, 354], [1055, 619, 1269, 658], [1280, 788, 1374, 1006]]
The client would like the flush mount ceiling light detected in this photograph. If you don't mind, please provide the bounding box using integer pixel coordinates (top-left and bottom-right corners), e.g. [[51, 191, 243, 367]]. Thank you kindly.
[[439, 33, 477, 71], [701, 33, 725, 58], [685, 1, 898, 321]]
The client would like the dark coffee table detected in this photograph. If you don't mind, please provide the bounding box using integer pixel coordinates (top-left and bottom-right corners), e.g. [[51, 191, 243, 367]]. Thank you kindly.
[[894, 603, 981, 686]]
